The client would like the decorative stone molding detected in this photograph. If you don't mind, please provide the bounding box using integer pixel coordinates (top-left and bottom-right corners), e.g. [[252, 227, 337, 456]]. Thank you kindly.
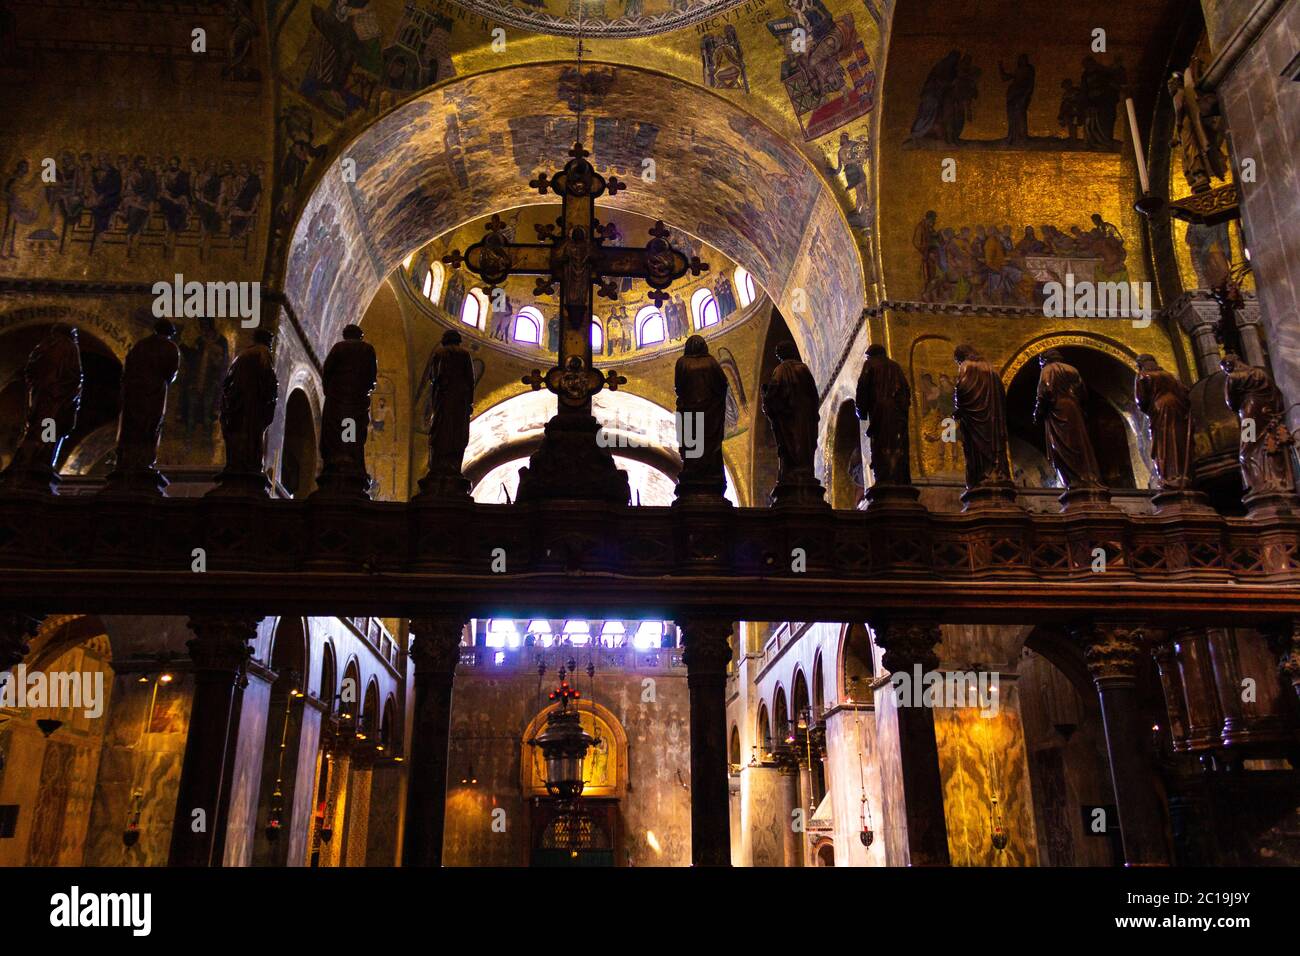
[[408, 618, 466, 675], [869, 619, 942, 673]]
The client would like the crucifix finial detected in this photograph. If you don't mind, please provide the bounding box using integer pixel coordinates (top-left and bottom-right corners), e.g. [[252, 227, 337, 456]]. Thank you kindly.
[[529, 172, 551, 195], [603, 369, 627, 391], [521, 369, 546, 391], [569, 141, 590, 160], [606, 175, 626, 197]]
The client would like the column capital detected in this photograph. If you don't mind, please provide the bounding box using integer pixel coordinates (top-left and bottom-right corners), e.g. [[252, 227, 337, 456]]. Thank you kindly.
[[186, 615, 259, 675], [679, 619, 733, 675], [408, 618, 467, 675], [1071, 621, 1151, 683], [869, 619, 942, 673]]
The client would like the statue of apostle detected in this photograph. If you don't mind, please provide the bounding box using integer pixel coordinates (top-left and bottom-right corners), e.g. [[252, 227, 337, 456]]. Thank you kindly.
[[761, 340, 825, 505], [1, 323, 83, 493], [1134, 355, 1192, 490], [104, 318, 180, 494], [674, 334, 729, 500], [418, 329, 475, 497], [212, 328, 277, 496], [316, 324, 377, 498], [854, 344, 911, 485], [952, 344, 1011, 491], [1033, 349, 1102, 489], [1221, 353, 1295, 501]]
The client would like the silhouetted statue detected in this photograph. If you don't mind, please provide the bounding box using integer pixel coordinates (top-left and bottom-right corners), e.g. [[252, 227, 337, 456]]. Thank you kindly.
[[212, 328, 277, 496], [316, 324, 377, 498], [419, 329, 475, 498], [1134, 354, 1192, 490], [1221, 353, 1295, 504], [952, 344, 1011, 492], [1034, 349, 1102, 489], [674, 334, 729, 501], [0, 323, 82, 494], [761, 340, 824, 505], [854, 344, 911, 485], [104, 319, 180, 495]]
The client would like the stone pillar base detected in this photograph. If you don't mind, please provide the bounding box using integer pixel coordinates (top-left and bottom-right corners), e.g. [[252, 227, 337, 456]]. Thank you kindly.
[[313, 468, 373, 501], [414, 471, 471, 502], [101, 466, 168, 497], [769, 473, 828, 509], [864, 482, 922, 509], [1058, 485, 1115, 513], [206, 468, 270, 498], [960, 480, 1021, 512], [1243, 489, 1298, 519], [0, 462, 60, 496], [1151, 486, 1214, 515]]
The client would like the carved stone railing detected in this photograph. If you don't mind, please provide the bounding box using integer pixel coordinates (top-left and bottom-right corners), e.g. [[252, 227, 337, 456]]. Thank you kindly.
[[1, 495, 1298, 625]]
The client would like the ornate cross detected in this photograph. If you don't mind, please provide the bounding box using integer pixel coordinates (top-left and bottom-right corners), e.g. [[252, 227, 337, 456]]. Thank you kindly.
[[444, 141, 708, 415]]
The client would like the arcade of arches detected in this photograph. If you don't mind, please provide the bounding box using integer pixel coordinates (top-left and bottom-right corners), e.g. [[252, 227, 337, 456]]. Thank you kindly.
[[3, 0, 1300, 871]]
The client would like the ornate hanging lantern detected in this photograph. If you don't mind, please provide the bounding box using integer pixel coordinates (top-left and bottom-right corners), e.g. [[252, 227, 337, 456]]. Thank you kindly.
[[528, 667, 595, 803]]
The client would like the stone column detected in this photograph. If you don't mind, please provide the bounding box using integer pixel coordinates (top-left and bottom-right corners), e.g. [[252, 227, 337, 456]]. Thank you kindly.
[[168, 615, 258, 867], [400, 617, 465, 867], [868, 619, 950, 866], [680, 618, 734, 867], [1076, 622, 1171, 866]]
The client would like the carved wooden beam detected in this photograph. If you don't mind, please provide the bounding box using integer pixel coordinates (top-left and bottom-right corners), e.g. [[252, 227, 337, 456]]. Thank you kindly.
[[0, 495, 1297, 624]]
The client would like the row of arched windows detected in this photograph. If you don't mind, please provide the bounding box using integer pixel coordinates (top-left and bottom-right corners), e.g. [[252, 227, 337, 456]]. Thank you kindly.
[[412, 258, 758, 349]]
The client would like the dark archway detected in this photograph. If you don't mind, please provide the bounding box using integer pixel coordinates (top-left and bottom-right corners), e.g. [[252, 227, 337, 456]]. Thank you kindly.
[[252, 617, 311, 866], [1006, 347, 1140, 489], [0, 324, 121, 476], [840, 623, 874, 702], [279, 389, 317, 498], [830, 399, 865, 509]]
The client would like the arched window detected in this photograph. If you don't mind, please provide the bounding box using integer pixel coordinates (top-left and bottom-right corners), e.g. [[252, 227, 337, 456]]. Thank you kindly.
[[734, 266, 756, 308], [513, 306, 543, 345], [590, 316, 604, 352], [690, 287, 720, 330], [423, 260, 445, 305], [462, 287, 489, 330], [561, 620, 590, 646], [526, 619, 552, 647], [635, 305, 666, 347], [632, 621, 663, 650], [485, 619, 520, 649]]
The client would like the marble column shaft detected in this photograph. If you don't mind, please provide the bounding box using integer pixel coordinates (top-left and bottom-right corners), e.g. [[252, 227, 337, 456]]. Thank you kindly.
[[869, 619, 951, 866], [167, 615, 258, 867], [680, 619, 734, 867], [1077, 622, 1171, 866], [401, 617, 464, 867]]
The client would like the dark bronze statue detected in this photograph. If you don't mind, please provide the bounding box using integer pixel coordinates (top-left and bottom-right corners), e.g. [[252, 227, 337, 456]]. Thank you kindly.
[[1034, 349, 1102, 489], [316, 324, 377, 498], [952, 344, 1011, 491], [104, 319, 180, 494], [419, 329, 475, 498], [1134, 354, 1192, 490], [0, 323, 82, 494], [854, 344, 911, 485], [212, 328, 277, 496], [761, 340, 824, 505], [674, 334, 729, 500], [1221, 352, 1295, 502]]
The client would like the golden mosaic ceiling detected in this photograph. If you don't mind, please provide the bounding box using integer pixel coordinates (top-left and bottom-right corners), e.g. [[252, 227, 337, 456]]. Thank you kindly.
[[285, 61, 864, 385], [444, 0, 753, 37]]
